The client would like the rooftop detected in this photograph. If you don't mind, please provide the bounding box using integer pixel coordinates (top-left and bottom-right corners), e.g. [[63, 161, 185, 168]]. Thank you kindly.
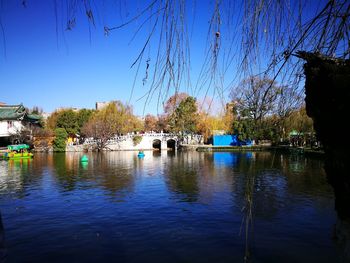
[[0, 104, 41, 122]]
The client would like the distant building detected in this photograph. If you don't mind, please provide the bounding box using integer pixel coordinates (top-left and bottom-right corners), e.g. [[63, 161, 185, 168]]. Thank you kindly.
[[41, 112, 51, 120], [0, 104, 41, 145], [55, 107, 80, 112], [212, 130, 225, 135], [95, 101, 118, 110]]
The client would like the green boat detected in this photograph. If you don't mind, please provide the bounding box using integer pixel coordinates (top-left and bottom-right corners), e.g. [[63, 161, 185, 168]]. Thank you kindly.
[[3, 144, 33, 160]]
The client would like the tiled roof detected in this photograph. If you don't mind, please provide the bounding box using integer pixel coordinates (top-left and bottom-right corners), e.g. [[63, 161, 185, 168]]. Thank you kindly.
[[0, 104, 26, 120], [0, 104, 41, 122], [26, 114, 42, 121]]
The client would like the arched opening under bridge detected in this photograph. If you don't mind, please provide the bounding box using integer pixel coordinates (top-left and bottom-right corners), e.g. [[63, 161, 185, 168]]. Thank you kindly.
[[167, 139, 176, 150], [152, 139, 161, 150]]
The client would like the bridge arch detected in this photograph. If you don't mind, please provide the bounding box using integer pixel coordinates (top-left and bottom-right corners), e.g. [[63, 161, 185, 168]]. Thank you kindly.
[[167, 139, 176, 150], [152, 139, 161, 150]]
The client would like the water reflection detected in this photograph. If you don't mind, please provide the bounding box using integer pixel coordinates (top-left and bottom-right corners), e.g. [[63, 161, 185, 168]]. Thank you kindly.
[[51, 153, 137, 200], [209, 151, 335, 261], [53, 153, 78, 191], [213, 152, 238, 167], [0, 157, 44, 198], [0, 211, 6, 262], [81, 161, 88, 170], [0, 151, 338, 262], [166, 161, 199, 202]]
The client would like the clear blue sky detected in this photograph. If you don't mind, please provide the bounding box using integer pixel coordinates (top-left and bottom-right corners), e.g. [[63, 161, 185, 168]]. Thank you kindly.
[[0, 0, 219, 116], [0, 1, 323, 115]]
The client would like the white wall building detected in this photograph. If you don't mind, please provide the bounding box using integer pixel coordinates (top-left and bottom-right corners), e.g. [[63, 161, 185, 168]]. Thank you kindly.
[[0, 104, 41, 143]]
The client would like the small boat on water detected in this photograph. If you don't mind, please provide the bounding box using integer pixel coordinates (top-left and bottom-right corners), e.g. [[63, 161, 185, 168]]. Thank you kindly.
[[137, 151, 145, 158], [81, 155, 89, 162], [2, 144, 33, 160]]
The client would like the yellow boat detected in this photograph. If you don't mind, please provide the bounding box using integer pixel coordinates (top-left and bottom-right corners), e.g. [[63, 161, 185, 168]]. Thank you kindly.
[[3, 144, 33, 160]]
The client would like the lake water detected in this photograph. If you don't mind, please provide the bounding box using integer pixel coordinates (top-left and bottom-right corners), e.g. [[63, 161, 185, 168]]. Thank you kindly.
[[0, 151, 339, 262]]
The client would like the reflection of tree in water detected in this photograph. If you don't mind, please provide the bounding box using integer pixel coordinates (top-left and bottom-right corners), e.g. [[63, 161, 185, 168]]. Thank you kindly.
[[253, 170, 286, 220], [233, 152, 292, 261], [280, 154, 332, 198], [247, 152, 287, 220], [233, 152, 282, 261], [53, 153, 79, 191], [285, 153, 306, 173], [165, 152, 199, 202], [97, 153, 135, 196], [231, 151, 332, 262], [0, 157, 43, 198], [166, 150, 176, 158], [152, 151, 161, 158], [234, 151, 332, 214], [0, 161, 27, 196], [231, 153, 256, 262], [52, 152, 136, 199], [165, 152, 234, 204], [85, 152, 135, 198], [98, 172, 134, 197]]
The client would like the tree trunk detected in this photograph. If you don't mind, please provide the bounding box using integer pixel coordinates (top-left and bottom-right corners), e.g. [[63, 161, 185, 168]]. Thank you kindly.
[[299, 52, 350, 219], [298, 51, 350, 260]]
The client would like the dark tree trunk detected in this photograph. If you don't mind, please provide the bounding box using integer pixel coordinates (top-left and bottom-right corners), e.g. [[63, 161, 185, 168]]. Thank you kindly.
[[298, 52, 350, 260], [298, 52, 350, 220]]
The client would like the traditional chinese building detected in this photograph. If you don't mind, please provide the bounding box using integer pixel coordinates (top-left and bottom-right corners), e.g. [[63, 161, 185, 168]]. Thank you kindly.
[[0, 104, 41, 145]]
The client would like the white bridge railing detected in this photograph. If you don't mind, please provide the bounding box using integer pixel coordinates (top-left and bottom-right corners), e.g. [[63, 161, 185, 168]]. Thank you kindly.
[[83, 132, 203, 145]]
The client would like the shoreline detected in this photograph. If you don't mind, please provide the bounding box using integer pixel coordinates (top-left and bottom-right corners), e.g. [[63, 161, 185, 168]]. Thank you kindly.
[[10, 144, 324, 158], [182, 144, 324, 157]]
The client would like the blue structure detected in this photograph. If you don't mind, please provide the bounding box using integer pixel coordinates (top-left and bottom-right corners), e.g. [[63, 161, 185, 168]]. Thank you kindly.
[[213, 135, 253, 146], [137, 151, 145, 158], [213, 135, 239, 146], [213, 152, 238, 167]]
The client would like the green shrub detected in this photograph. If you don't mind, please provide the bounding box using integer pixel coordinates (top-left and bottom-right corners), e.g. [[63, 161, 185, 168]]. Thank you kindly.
[[53, 128, 68, 152], [132, 135, 142, 146]]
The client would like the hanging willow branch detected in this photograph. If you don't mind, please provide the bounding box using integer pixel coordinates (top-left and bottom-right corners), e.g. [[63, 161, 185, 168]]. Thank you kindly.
[[3, 0, 349, 107]]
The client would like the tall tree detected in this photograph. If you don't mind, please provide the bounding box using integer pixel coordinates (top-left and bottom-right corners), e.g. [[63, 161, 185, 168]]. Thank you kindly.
[[163, 93, 189, 115], [232, 116, 255, 141], [195, 102, 234, 142], [30, 106, 43, 115], [168, 96, 198, 136], [53, 128, 68, 152], [144, 114, 158, 132], [55, 109, 79, 136], [156, 114, 169, 132], [46, 108, 95, 137], [231, 77, 281, 122], [196, 113, 229, 142], [273, 85, 303, 142], [222, 102, 236, 133], [76, 109, 94, 134], [82, 101, 140, 150], [230, 77, 281, 140], [285, 107, 314, 136], [45, 110, 60, 131]]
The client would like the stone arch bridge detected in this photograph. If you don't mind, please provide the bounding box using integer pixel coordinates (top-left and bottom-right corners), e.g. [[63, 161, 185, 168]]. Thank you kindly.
[[82, 132, 203, 151]]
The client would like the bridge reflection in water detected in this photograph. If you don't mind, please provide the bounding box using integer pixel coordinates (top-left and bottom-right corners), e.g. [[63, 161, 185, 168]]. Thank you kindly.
[[0, 151, 339, 262]]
